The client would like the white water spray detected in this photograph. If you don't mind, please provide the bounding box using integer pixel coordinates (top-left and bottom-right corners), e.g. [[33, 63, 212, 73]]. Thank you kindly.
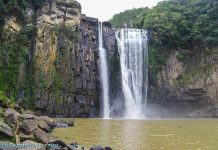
[[116, 29, 148, 119], [98, 22, 110, 119]]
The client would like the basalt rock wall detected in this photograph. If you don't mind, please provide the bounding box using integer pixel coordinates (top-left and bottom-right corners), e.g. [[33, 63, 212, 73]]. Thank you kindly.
[[0, 0, 101, 117]]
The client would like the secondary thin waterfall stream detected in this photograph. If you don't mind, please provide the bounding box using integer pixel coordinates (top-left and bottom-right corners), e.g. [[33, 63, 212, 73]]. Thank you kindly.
[[98, 22, 110, 119], [116, 29, 148, 119]]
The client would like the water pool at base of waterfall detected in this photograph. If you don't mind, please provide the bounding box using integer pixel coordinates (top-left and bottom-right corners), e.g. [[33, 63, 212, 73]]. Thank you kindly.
[[53, 118, 218, 150]]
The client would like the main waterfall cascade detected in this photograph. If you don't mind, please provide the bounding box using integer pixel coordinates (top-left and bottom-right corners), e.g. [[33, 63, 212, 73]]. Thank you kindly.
[[98, 22, 110, 119], [116, 29, 148, 119]]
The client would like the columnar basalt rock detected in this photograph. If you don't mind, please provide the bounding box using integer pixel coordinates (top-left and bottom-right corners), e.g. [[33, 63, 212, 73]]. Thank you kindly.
[[32, 1, 99, 117], [0, 0, 102, 118]]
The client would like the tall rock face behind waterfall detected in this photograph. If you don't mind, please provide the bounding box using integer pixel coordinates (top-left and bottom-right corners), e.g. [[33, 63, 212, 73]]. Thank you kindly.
[[102, 23, 124, 117], [0, 0, 100, 117]]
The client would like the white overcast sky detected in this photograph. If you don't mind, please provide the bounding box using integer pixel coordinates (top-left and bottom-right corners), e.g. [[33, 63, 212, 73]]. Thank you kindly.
[[77, 0, 164, 21]]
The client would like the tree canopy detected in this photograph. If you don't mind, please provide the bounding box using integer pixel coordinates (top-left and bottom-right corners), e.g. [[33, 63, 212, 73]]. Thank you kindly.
[[110, 0, 218, 73]]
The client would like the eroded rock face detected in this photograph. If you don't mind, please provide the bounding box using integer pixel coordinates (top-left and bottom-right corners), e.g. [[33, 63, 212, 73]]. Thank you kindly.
[[28, 1, 99, 117], [148, 50, 218, 117], [37, 0, 81, 27]]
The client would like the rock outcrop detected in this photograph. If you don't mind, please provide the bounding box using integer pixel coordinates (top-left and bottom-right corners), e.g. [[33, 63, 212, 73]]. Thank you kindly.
[[148, 50, 218, 117], [0, 105, 108, 150], [0, 0, 100, 117]]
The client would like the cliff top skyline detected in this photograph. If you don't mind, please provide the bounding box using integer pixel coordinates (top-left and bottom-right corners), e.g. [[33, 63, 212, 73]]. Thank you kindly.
[[77, 0, 163, 21]]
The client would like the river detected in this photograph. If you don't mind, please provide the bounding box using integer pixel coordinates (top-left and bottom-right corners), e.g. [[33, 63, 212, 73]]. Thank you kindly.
[[53, 118, 218, 150]]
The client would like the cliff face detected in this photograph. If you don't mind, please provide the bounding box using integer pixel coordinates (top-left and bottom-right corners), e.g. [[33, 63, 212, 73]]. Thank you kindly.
[[33, 1, 100, 117], [2, 0, 217, 118], [1, 0, 100, 117], [148, 50, 218, 117], [102, 23, 124, 117]]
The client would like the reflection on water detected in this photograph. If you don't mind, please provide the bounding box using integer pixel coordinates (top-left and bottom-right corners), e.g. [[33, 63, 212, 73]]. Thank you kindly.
[[53, 119, 218, 150]]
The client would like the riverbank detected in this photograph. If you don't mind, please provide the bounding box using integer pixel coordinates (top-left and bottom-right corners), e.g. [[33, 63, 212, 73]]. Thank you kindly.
[[0, 100, 111, 150]]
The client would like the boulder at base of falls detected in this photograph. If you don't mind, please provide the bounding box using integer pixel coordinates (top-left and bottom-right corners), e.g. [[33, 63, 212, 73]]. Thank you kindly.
[[38, 120, 51, 132], [38, 116, 54, 124], [21, 119, 38, 134], [34, 128, 49, 144], [0, 122, 14, 137], [54, 118, 74, 127], [104, 147, 112, 150], [90, 145, 112, 150]]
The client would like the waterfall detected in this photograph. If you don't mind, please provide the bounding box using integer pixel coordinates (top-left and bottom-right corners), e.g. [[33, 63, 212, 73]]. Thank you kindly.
[[116, 29, 148, 119], [98, 22, 110, 119]]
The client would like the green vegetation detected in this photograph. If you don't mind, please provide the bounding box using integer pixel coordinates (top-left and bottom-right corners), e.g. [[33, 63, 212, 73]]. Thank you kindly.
[[110, 0, 218, 74], [109, 7, 149, 28], [0, 0, 45, 29], [0, 0, 45, 101], [0, 26, 37, 98], [0, 91, 15, 108], [0, 91, 8, 104], [0, 133, 15, 142]]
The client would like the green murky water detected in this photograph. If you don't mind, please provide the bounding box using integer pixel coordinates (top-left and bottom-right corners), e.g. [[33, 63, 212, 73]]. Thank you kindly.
[[53, 119, 218, 150]]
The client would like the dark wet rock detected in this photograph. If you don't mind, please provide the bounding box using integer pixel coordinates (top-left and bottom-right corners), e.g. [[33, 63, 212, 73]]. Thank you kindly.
[[0, 122, 14, 137], [66, 120, 74, 127], [34, 128, 49, 144], [70, 141, 78, 146], [104, 147, 112, 150], [89, 145, 104, 150], [0, 141, 16, 150], [18, 131, 35, 141], [47, 122, 56, 129]]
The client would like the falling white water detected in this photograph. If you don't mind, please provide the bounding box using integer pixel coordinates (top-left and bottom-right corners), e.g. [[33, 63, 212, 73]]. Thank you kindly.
[[116, 29, 148, 119], [98, 22, 110, 119]]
